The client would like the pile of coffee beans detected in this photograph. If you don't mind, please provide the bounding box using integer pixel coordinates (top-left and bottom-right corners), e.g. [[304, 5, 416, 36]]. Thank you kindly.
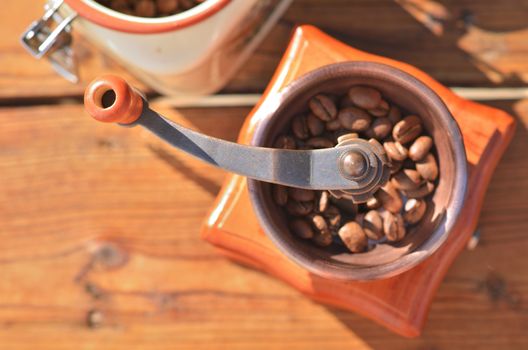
[[272, 86, 439, 254], [95, 0, 205, 17]]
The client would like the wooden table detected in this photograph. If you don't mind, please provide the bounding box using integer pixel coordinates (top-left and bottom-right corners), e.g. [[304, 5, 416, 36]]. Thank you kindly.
[[1, 1, 527, 349]]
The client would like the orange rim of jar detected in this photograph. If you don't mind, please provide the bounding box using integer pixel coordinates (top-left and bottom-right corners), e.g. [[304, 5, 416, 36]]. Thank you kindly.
[[64, 0, 232, 34]]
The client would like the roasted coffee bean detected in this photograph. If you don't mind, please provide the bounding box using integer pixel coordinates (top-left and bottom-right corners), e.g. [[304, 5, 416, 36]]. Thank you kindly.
[[289, 188, 315, 202], [323, 205, 341, 228], [367, 117, 392, 139], [306, 137, 334, 149], [290, 219, 314, 239], [292, 115, 309, 140], [326, 119, 342, 131], [416, 153, 438, 181], [310, 214, 330, 234], [383, 212, 406, 241], [387, 105, 402, 124], [135, 0, 156, 16], [338, 222, 368, 253], [388, 159, 403, 174], [318, 191, 330, 212], [156, 0, 179, 14], [307, 113, 325, 136], [403, 198, 427, 224], [338, 107, 372, 132], [312, 231, 333, 247], [363, 210, 384, 240], [409, 136, 433, 161], [393, 115, 422, 144], [392, 169, 423, 190], [366, 196, 382, 210], [309, 94, 337, 121], [383, 141, 408, 161], [376, 183, 403, 213], [109, 0, 131, 13], [402, 181, 435, 198], [272, 185, 288, 206], [274, 135, 296, 149], [348, 86, 382, 110], [368, 99, 389, 117], [286, 200, 313, 216]]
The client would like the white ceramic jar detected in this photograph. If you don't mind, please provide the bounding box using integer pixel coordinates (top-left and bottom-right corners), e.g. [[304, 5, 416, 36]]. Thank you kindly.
[[22, 0, 292, 95]]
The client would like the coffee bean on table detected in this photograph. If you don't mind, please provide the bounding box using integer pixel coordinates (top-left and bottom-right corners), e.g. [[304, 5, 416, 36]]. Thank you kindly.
[[393, 115, 422, 144], [416, 153, 438, 181], [409, 136, 433, 161], [338, 107, 372, 132], [403, 198, 427, 224], [292, 114, 310, 140], [307, 113, 325, 136], [309, 94, 337, 121], [290, 219, 314, 239], [362, 210, 384, 240], [348, 86, 382, 110], [286, 200, 313, 216], [272, 185, 288, 206], [338, 222, 368, 253], [383, 212, 406, 242], [383, 141, 408, 161]]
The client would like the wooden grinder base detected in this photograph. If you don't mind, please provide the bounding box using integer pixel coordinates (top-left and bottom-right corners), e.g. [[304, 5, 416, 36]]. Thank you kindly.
[[201, 26, 516, 337]]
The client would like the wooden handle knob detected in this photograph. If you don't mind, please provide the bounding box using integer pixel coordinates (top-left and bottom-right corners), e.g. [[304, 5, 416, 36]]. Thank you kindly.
[[84, 75, 144, 124]]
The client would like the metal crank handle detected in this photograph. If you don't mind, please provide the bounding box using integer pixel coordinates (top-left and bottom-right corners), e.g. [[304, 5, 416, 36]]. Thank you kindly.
[[83, 75, 390, 200]]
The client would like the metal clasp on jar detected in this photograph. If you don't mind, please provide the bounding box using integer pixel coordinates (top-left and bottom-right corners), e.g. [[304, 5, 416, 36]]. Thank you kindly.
[[20, 0, 78, 82]]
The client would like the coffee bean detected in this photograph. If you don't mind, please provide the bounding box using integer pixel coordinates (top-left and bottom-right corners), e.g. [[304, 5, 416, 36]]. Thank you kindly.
[[307, 113, 325, 136], [290, 219, 314, 239], [367, 117, 392, 139], [402, 181, 435, 198], [318, 191, 330, 212], [272, 185, 288, 206], [383, 212, 406, 242], [392, 169, 423, 190], [312, 231, 333, 247], [363, 210, 384, 240], [156, 0, 179, 14], [135, 0, 156, 17], [274, 135, 296, 149], [289, 188, 315, 202], [338, 222, 368, 253], [403, 198, 427, 224], [409, 136, 433, 161], [292, 115, 309, 140], [348, 86, 382, 110], [388, 159, 403, 174], [323, 205, 341, 228], [368, 99, 389, 117], [387, 105, 401, 124], [383, 141, 408, 161], [306, 137, 334, 149], [326, 119, 342, 131], [376, 183, 403, 213], [416, 153, 438, 181], [366, 196, 382, 210], [286, 200, 313, 216], [338, 107, 372, 132], [309, 94, 337, 121], [393, 115, 422, 144], [310, 214, 330, 234]]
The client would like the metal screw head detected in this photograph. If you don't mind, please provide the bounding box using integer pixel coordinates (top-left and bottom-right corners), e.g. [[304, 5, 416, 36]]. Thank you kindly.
[[341, 151, 367, 178]]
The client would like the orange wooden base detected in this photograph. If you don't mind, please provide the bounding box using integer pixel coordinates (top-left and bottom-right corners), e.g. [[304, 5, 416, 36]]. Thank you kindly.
[[201, 26, 516, 337]]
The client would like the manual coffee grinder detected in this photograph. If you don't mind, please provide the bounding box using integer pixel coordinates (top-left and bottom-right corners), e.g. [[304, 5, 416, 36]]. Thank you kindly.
[[82, 26, 516, 337]]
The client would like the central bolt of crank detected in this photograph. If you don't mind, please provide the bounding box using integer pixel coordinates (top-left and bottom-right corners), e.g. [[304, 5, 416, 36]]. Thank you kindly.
[[341, 151, 368, 178]]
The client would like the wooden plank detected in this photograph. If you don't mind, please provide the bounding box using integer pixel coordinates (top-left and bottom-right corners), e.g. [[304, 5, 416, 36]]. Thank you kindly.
[[0, 99, 526, 348], [2, 0, 528, 100]]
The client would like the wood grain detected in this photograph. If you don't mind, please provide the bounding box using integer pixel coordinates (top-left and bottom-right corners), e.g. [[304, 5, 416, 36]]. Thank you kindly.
[[2, 0, 528, 100], [0, 99, 526, 349]]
